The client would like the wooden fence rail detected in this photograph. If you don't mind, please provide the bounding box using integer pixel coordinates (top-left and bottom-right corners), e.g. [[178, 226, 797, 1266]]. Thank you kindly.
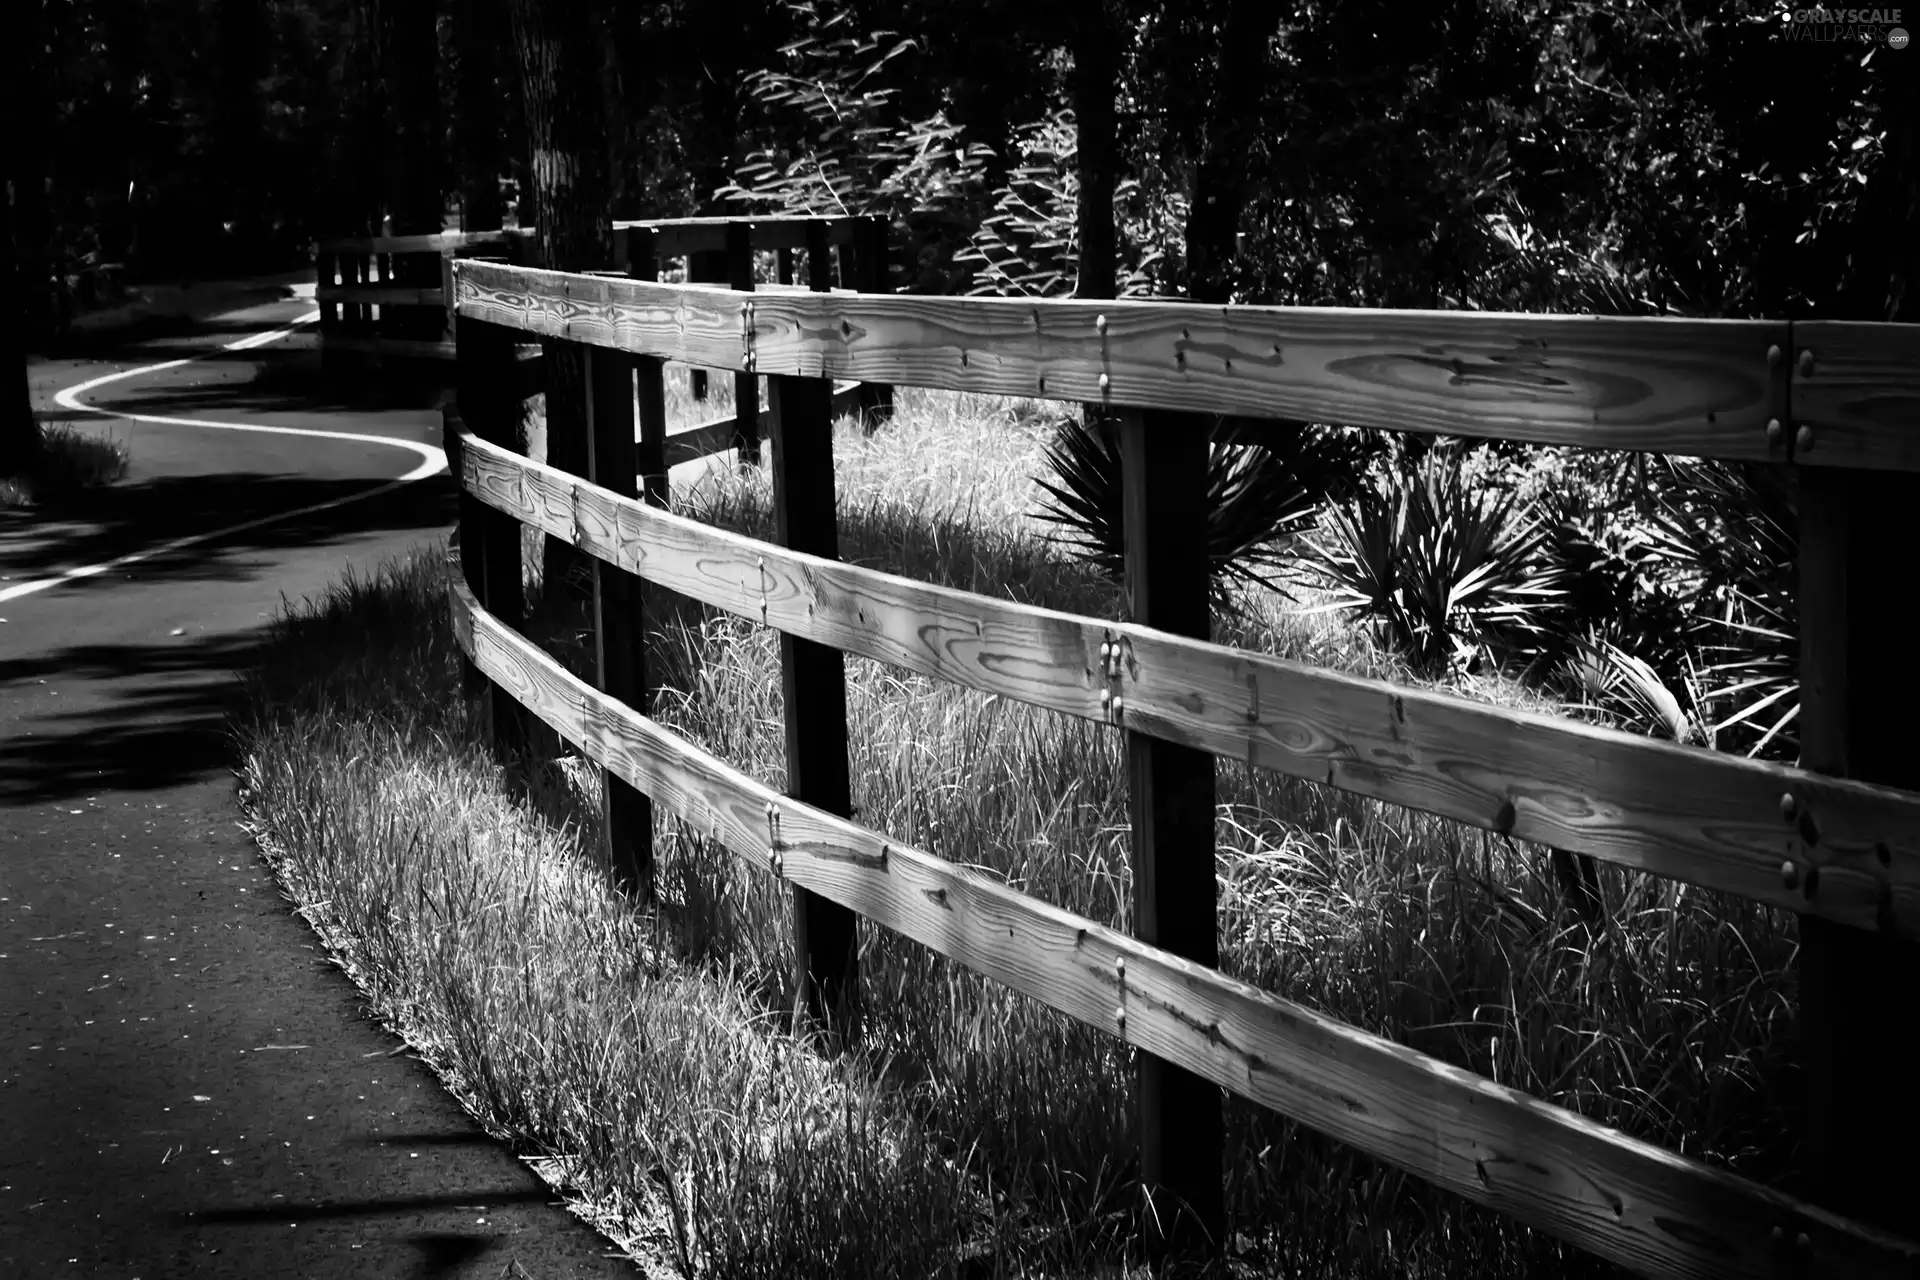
[[444, 255, 1920, 1276], [315, 215, 894, 461]]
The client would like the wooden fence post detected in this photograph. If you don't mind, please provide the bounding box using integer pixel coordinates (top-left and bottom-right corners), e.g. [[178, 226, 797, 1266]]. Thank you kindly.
[[440, 247, 457, 349], [727, 221, 761, 469], [456, 299, 529, 763], [772, 233, 858, 1048], [776, 246, 794, 285], [854, 213, 894, 432], [1118, 406, 1225, 1262], [627, 226, 669, 509], [316, 247, 339, 374], [1793, 412, 1920, 1230], [688, 247, 722, 401], [442, 398, 485, 707], [584, 336, 653, 900]]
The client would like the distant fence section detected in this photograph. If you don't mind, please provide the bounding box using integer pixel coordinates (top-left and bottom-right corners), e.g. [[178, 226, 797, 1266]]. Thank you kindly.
[[314, 214, 894, 470], [442, 252, 1920, 1277]]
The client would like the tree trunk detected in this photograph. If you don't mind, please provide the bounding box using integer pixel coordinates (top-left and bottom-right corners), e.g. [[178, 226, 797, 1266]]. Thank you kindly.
[[212, 0, 269, 269], [378, 0, 444, 235], [1182, 0, 1279, 304], [374, 0, 445, 344], [507, 0, 615, 609], [1072, 0, 1118, 302], [97, 0, 144, 268], [2, 0, 39, 473], [454, 0, 506, 232], [11, 0, 52, 342]]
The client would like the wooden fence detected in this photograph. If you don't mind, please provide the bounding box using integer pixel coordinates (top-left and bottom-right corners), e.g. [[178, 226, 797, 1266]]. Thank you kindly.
[[316, 213, 891, 469], [441, 250, 1920, 1276]]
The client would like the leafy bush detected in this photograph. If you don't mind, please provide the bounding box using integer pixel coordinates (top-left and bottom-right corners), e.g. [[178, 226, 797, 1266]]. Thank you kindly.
[[716, 1, 996, 295], [1299, 440, 1564, 675], [952, 108, 1185, 300], [1031, 413, 1374, 613]]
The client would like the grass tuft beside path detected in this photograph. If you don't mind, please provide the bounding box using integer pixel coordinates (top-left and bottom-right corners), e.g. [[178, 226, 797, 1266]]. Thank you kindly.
[[234, 374, 1801, 1279], [1, 421, 131, 508]]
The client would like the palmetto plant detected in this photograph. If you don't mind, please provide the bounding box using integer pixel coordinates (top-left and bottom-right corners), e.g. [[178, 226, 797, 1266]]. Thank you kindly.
[[1300, 441, 1565, 674], [1533, 453, 1798, 759], [1031, 413, 1373, 614]]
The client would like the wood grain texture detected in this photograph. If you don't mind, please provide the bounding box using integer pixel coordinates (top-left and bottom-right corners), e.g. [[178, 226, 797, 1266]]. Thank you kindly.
[[451, 428, 1920, 938], [445, 573, 1920, 1280], [1791, 321, 1920, 473], [453, 261, 1789, 461], [316, 284, 446, 308], [612, 215, 858, 259]]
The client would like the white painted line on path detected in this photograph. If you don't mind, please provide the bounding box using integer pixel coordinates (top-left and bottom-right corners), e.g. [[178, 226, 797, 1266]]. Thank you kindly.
[[3, 312, 448, 605]]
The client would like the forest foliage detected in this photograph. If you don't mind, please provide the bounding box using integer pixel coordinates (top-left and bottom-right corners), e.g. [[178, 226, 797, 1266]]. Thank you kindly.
[[8, 0, 1912, 748]]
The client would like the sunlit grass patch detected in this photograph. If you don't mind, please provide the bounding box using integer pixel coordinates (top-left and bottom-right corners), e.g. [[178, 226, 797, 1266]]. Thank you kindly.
[[238, 382, 1800, 1278]]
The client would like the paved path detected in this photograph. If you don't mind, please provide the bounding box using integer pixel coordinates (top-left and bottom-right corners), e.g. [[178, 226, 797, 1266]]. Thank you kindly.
[[0, 301, 639, 1278]]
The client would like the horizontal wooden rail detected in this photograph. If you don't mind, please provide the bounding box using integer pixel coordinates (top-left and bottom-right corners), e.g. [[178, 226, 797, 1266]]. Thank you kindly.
[[614, 215, 859, 259], [316, 229, 528, 256], [452, 261, 1820, 467], [450, 425, 1920, 937], [316, 284, 445, 308], [445, 570, 1920, 1280], [661, 380, 864, 469], [1789, 321, 1920, 472]]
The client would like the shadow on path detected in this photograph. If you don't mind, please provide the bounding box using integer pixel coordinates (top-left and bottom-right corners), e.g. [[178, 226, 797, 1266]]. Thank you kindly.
[[0, 472, 457, 585]]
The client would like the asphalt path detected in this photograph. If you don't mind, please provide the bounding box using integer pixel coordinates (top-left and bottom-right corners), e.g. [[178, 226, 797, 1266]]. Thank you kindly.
[[0, 300, 639, 1278]]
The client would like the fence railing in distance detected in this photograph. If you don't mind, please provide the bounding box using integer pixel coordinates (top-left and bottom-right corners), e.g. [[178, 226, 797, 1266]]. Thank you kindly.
[[613, 214, 895, 443], [316, 229, 532, 373], [448, 255, 1920, 1275]]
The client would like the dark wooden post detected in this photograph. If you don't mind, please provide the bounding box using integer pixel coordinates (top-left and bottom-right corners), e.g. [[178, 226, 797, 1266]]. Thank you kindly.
[[688, 247, 723, 401], [439, 246, 457, 350], [456, 299, 529, 762], [776, 246, 794, 285], [1794, 429, 1920, 1230], [374, 248, 394, 366], [726, 221, 761, 469], [317, 247, 340, 374], [772, 227, 858, 1049], [627, 226, 669, 509], [583, 334, 652, 900], [1118, 407, 1224, 1261], [442, 399, 485, 707], [853, 213, 894, 431]]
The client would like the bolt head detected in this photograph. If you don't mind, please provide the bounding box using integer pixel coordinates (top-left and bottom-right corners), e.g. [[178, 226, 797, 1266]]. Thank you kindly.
[[1798, 349, 1815, 378], [1780, 792, 1798, 820], [1782, 860, 1799, 890], [1096, 314, 1109, 334], [1766, 418, 1784, 445], [1099, 373, 1111, 392], [1795, 425, 1814, 453], [1767, 344, 1783, 367]]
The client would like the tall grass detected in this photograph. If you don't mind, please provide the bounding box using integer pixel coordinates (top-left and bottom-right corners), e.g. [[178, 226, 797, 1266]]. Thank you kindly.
[[1, 420, 131, 507], [236, 370, 1802, 1278]]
